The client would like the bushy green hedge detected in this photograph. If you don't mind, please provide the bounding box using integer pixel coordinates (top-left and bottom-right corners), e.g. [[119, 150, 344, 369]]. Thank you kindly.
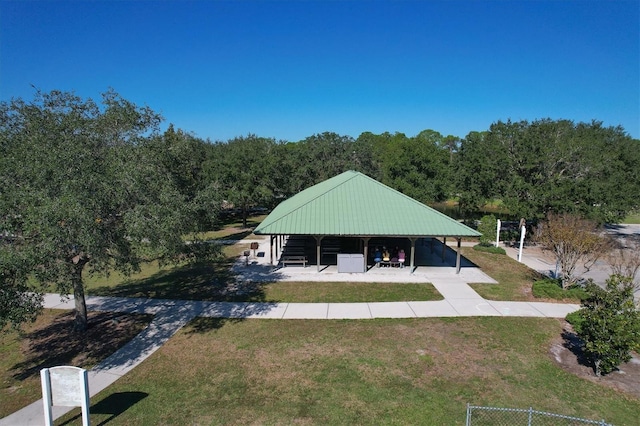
[[472, 244, 506, 255], [565, 310, 585, 333], [532, 278, 587, 300]]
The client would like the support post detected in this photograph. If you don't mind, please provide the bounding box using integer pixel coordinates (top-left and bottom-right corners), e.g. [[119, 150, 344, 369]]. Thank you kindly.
[[362, 237, 370, 271], [456, 238, 461, 274], [315, 235, 323, 272], [495, 219, 501, 247], [410, 238, 416, 273], [270, 235, 275, 266], [441, 237, 447, 262]]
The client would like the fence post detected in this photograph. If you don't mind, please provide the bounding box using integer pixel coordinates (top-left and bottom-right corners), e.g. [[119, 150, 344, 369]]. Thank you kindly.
[[465, 404, 471, 426], [527, 407, 533, 426]]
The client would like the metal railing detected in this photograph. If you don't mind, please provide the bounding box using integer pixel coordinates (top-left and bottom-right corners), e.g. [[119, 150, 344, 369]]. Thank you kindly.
[[465, 405, 612, 426]]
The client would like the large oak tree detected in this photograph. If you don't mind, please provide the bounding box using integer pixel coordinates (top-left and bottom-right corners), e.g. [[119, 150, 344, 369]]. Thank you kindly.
[[456, 119, 639, 222], [0, 90, 217, 331]]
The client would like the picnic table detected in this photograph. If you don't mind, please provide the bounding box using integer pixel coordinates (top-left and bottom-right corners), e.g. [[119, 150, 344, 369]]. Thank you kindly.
[[280, 255, 307, 267]]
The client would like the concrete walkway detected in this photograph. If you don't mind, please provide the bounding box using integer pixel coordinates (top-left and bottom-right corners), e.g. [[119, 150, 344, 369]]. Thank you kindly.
[[1, 235, 580, 426]]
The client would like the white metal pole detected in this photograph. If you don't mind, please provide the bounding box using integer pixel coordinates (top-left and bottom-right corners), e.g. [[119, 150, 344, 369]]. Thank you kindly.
[[81, 369, 90, 426], [495, 219, 501, 247], [41, 369, 54, 426], [517, 225, 526, 262]]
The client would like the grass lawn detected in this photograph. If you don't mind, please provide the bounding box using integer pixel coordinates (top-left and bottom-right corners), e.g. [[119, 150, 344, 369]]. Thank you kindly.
[[0, 310, 151, 418], [461, 247, 548, 301], [56, 317, 640, 425], [622, 211, 640, 224], [262, 282, 442, 303]]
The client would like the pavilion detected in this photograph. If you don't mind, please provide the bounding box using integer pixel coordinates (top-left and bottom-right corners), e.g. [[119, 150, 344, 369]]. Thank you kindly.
[[253, 171, 481, 273]]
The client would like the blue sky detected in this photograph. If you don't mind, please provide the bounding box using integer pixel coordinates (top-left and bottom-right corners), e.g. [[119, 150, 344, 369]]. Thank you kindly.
[[1, 1, 638, 142]]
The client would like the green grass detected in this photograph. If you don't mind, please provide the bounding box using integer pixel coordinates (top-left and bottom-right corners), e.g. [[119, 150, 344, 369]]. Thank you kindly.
[[622, 211, 640, 224], [464, 248, 585, 303], [532, 279, 587, 302], [85, 243, 241, 299], [263, 282, 442, 303], [463, 247, 544, 301], [57, 317, 640, 425], [473, 244, 507, 255]]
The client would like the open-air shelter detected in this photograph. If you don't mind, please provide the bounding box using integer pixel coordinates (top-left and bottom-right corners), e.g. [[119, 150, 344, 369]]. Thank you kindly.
[[253, 171, 481, 273]]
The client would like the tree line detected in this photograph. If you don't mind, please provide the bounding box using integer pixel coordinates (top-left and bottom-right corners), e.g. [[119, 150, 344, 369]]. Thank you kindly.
[[205, 120, 639, 226], [1, 90, 639, 330]]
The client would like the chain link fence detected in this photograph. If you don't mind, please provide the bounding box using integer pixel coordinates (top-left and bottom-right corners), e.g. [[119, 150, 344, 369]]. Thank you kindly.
[[466, 405, 612, 426]]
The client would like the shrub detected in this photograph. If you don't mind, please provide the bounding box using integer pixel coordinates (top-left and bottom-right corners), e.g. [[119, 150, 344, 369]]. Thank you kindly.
[[472, 244, 506, 255], [532, 278, 587, 300], [565, 310, 585, 334], [577, 275, 640, 376], [477, 214, 497, 246]]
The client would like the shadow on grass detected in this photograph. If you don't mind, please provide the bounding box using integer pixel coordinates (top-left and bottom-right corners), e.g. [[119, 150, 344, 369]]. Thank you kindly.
[[216, 229, 254, 242], [185, 317, 240, 334], [11, 312, 151, 381], [89, 258, 273, 302], [60, 391, 148, 426], [561, 329, 592, 370], [90, 262, 226, 300], [211, 213, 266, 231]]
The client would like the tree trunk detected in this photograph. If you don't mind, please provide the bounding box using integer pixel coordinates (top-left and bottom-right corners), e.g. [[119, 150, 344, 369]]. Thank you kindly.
[[72, 261, 88, 332], [242, 205, 248, 229]]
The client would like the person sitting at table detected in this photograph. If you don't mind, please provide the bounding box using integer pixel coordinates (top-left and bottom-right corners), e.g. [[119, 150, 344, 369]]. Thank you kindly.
[[398, 249, 406, 268], [373, 247, 382, 267], [382, 247, 390, 266]]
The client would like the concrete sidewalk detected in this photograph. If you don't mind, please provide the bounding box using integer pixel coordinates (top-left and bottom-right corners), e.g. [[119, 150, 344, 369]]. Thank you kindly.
[[2, 235, 580, 426]]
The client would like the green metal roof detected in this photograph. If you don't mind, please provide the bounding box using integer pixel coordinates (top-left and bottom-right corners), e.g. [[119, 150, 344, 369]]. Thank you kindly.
[[254, 171, 480, 238]]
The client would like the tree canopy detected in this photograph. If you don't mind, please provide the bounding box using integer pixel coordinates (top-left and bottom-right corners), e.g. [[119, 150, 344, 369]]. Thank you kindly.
[[198, 120, 638, 225], [455, 119, 639, 222], [203, 135, 280, 228], [0, 90, 217, 331]]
